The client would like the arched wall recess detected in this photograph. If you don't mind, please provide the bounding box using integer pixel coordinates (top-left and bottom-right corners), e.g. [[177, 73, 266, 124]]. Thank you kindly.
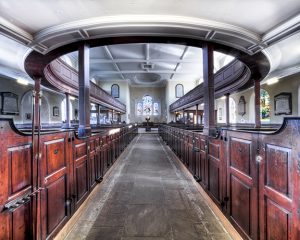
[[21, 90, 50, 124], [238, 96, 246, 116]]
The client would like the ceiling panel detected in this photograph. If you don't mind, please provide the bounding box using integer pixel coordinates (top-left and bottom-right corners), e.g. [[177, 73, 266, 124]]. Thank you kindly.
[[108, 44, 145, 59], [150, 44, 186, 60], [90, 63, 116, 71]]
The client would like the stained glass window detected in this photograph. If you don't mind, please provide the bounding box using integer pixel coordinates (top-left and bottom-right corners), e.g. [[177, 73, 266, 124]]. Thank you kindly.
[[260, 89, 270, 121], [153, 102, 160, 115], [143, 95, 152, 115]]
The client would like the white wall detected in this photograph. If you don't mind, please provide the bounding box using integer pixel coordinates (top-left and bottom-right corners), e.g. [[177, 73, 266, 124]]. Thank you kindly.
[[0, 77, 65, 124], [229, 73, 300, 124], [165, 80, 198, 122], [97, 81, 130, 123]]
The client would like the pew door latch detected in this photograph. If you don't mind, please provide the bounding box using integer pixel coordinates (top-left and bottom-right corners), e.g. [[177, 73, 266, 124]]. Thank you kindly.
[[256, 155, 263, 164]]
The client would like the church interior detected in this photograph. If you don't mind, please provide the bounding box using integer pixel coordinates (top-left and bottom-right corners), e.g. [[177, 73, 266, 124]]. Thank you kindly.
[[0, 1, 300, 239]]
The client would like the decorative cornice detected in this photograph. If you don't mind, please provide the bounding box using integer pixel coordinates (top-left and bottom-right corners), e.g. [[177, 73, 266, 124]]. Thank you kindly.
[[262, 13, 300, 45], [0, 16, 32, 45]]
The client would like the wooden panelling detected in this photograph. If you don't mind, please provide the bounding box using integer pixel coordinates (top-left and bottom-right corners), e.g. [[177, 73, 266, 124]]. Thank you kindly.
[[0, 117, 138, 240], [208, 157, 220, 202], [159, 119, 300, 240], [75, 160, 88, 203], [8, 145, 32, 196], [45, 139, 65, 176], [230, 175, 251, 236], [75, 143, 86, 159], [12, 204, 31, 240], [230, 138, 251, 175], [265, 144, 291, 196], [265, 198, 290, 240], [227, 133, 258, 240], [46, 176, 67, 235], [209, 142, 219, 159]]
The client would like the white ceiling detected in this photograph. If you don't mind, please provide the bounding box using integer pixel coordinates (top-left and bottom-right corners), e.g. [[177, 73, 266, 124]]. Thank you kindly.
[[61, 43, 234, 86], [0, 0, 299, 88]]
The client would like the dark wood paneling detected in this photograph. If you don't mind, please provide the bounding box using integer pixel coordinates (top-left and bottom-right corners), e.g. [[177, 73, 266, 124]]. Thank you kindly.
[[230, 175, 251, 236], [265, 144, 291, 196], [230, 138, 251, 175], [75, 160, 88, 203], [46, 176, 67, 235], [208, 156, 220, 202], [227, 132, 258, 240], [8, 145, 32, 196], [45, 138, 65, 176], [265, 198, 290, 240]]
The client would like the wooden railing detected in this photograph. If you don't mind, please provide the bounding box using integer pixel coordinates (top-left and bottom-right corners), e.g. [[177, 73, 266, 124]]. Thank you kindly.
[[44, 59, 126, 113], [0, 118, 137, 239], [159, 117, 300, 240], [170, 60, 251, 111]]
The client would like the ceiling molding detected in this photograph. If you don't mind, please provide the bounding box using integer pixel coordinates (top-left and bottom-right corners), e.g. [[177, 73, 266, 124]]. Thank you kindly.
[[0, 16, 32, 45], [92, 70, 202, 75], [262, 13, 300, 46], [22, 15, 262, 55]]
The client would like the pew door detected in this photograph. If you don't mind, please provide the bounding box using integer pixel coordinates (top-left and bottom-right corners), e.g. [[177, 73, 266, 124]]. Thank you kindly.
[[0, 123, 36, 240], [39, 132, 71, 239], [226, 131, 258, 240], [258, 126, 300, 240]]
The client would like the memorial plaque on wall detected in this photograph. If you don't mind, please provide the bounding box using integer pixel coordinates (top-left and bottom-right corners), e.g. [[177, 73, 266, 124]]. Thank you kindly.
[[274, 92, 292, 115], [1, 92, 19, 115], [238, 96, 246, 116]]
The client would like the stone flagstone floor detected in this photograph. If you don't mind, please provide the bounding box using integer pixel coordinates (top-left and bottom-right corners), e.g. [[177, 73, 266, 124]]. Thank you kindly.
[[64, 134, 232, 240]]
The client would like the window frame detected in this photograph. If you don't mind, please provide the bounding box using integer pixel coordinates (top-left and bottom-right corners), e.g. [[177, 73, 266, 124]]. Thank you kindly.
[[175, 84, 184, 98], [111, 84, 120, 98]]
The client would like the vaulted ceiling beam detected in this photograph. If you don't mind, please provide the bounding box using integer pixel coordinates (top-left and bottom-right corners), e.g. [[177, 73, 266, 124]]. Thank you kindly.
[[170, 46, 189, 79], [103, 46, 126, 80]]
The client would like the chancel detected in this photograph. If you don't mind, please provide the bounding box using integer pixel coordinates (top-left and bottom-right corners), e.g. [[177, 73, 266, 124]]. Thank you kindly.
[[0, 1, 300, 239]]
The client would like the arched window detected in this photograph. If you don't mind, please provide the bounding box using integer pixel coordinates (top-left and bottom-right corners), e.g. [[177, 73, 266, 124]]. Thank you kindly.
[[143, 95, 153, 116], [229, 97, 236, 123], [260, 89, 270, 122], [61, 98, 73, 122], [175, 84, 184, 98], [111, 84, 120, 98]]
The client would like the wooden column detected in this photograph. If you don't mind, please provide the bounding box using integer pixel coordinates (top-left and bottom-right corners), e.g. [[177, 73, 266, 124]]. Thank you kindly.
[[32, 76, 42, 239], [33, 77, 41, 131], [225, 93, 230, 126], [96, 104, 100, 125], [78, 44, 91, 137], [254, 79, 261, 128], [62, 93, 71, 128], [196, 104, 199, 125], [202, 43, 215, 135]]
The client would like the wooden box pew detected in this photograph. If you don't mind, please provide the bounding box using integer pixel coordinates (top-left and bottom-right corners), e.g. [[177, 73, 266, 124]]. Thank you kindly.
[[159, 117, 300, 240], [221, 117, 300, 240], [0, 119, 36, 240], [0, 118, 137, 240]]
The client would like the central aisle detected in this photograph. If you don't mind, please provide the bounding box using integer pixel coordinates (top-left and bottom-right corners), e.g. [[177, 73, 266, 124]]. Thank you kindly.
[[64, 134, 232, 240]]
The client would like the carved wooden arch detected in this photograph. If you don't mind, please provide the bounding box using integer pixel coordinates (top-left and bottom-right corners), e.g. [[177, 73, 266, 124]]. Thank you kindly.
[[24, 36, 270, 114]]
